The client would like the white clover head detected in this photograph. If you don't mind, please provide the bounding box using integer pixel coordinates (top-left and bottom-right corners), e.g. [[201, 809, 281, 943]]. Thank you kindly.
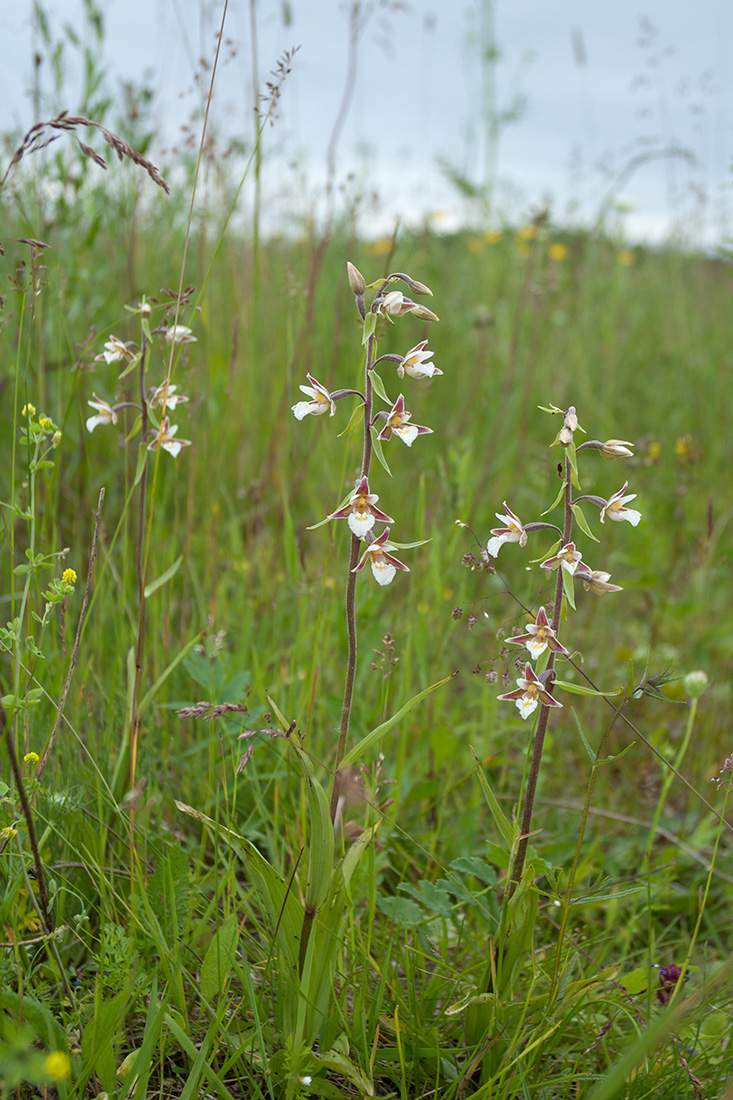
[[86, 394, 118, 433], [497, 662, 563, 719], [378, 395, 433, 447], [353, 528, 410, 586], [328, 476, 394, 537], [600, 482, 642, 526], [487, 503, 528, 558], [147, 417, 191, 458]]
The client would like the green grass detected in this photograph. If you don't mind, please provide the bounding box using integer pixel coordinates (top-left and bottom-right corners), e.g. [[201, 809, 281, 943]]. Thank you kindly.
[[1, 147, 732, 1099]]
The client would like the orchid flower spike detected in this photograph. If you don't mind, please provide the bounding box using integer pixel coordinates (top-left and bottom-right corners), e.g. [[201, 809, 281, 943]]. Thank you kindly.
[[292, 374, 337, 420], [147, 417, 191, 458], [600, 482, 642, 526], [378, 395, 433, 446], [86, 394, 118, 432], [328, 476, 394, 537], [487, 503, 527, 558], [498, 662, 563, 719], [506, 606, 569, 660], [398, 340, 442, 380], [353, 528, 410, 586]]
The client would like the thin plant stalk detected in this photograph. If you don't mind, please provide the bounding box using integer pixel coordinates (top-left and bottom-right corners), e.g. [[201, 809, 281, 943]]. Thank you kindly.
[[508, 453, 572, 895]]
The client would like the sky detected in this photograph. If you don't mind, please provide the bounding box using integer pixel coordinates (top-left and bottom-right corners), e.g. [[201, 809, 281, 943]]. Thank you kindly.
[[1, 0, 731, 244]]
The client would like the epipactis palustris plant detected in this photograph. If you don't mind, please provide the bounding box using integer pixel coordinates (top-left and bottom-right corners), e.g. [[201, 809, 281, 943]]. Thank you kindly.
[[292, 262, 439, 819], [485, 403, 640, 893], [86, 304, 194, 806]]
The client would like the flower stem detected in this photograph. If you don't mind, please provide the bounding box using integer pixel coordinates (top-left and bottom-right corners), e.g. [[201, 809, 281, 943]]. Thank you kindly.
[[329, 327, 376, 821], [508, 454, 571, 895]]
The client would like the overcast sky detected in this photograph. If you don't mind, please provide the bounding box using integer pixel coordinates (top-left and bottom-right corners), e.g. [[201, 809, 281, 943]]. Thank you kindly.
[[2, 0, 731, 243]]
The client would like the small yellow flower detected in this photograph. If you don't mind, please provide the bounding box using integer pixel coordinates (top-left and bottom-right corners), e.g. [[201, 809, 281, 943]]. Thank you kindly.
[[44, 1051, 71, 1082], [675, 434, 693, 458], [548, 243, 568, 261], [516, 224, 537, 241], [617, 249, 635, 266], [484, 230, 503, 244], [367, 237, 392, 257], [62, 568, 77, 585], [646, 441, 661, 464], [1, 826, 18, 840], [52, 430, 62, 447], [24, 752, 40, 765], [39, 415, 53, 430], [22, 403, 36, 417]]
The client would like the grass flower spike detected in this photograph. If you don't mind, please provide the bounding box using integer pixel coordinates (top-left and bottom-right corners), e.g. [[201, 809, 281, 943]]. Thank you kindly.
[[487, 503, 527, 557], [353, 528, 410, 586], [506, 606, 569, 659], [86, 394, 118, 432], [600, 482, 642, 526], [378, 394, 433, 446], [498, 662, 563, 719], [327, 476, 394, 537], [291, 374, 337, 419]]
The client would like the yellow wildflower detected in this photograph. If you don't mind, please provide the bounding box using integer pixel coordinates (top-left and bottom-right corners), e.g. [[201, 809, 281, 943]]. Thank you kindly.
[[62, 568, 77, 585], [484, 230, 503, 244], [516, 225, 537, 241], [44, 1051, 71, 1081], [367, 238, 392, 257], [617, 250, 635, 266], [22, 403, 36, 417], [1, 826, 18, 840], [548, 243, 568, 261], [24, 751, 40, 765], [39, 415, 53, 431]]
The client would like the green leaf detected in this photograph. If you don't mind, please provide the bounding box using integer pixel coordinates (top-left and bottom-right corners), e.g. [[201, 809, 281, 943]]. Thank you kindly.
[[369, 369, 391, 405], [555, 680, 622, 698], [561, 566, 576, 610], [125, 413, 143, 443], [337, 400, 365, 439], [133, 442, 147, 486], [144, 554, 183, 599], [470, 747, 515, 849], [571, 709, 596, 763], [81, 991, 128, 1094], [541, 482, 566, 516], [200, 914, 239, 1007], [288, 739, 334, 911], [387, 537, 431, 550], [175, 801, 301, 971], [370, 432, 392, 477], [118, 351, 142, 380], [340, 672, 456, 768], [362, 312, 377, 345], [570, 503, 599, 542]]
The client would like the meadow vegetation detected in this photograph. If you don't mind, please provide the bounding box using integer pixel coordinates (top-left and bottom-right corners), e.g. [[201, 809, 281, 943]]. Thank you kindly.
[[1, 18, 733, 1100]]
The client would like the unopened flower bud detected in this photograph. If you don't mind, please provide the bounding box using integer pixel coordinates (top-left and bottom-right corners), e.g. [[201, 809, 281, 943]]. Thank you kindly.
[[467, 614, 477, 629], [346, 261, 366, 296], [410, 304, 440, 322], [564, 406, 578, 432], [451, 607, 464, 620], [558, 426, 574, 445], [683, 670, 708, 700], [140, 301, 152, 318], [601, 439, 635, 459], [485, 670, 498, 685], [408, 278, 433, 296]]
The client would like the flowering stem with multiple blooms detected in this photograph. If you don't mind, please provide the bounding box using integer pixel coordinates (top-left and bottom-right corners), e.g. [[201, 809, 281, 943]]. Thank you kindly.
[[86, 309, 194, 813], [481, 405, 642, 897], [292, 263, 438, 822]]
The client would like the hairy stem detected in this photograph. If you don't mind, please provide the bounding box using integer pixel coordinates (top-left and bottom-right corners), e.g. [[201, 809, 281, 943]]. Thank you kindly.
[[508, 454, 572, 895], [329, 327, 376, 821]]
